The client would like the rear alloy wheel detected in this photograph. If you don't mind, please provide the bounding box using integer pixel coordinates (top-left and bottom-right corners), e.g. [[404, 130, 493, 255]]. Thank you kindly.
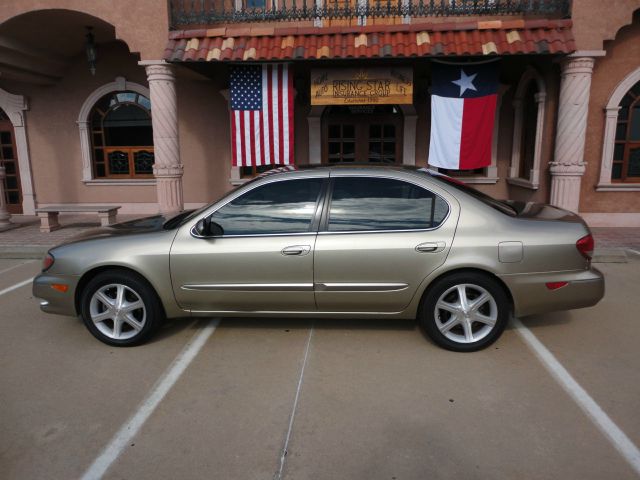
[[420, 272, 509, 352], [80, 271, 163, 346]]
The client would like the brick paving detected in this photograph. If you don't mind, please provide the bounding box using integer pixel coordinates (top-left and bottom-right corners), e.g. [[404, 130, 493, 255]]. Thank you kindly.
[[0, 215, 638, 253], [591, 227, 640, 251]]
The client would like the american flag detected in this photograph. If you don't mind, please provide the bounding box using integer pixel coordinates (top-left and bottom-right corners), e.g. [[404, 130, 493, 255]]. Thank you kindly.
[[230, 64, 294, 167]]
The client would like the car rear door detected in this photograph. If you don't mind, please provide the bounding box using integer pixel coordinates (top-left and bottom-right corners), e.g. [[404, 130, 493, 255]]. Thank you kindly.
[[170, 175, 327, 312], [313, 173, 458, 313]]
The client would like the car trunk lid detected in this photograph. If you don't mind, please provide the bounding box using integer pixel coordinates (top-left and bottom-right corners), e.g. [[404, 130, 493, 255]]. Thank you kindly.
[[504, 201, 586, 224]]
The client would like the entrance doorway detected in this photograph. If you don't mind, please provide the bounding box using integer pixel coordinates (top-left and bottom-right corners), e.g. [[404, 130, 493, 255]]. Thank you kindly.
[[322, 105, 403, 164], [0, 110, 22, 214]]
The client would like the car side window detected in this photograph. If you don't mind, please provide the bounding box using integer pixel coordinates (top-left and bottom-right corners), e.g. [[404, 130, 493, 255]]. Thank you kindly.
[[328, 177, 448, 232], [209, 178, 323, 235]]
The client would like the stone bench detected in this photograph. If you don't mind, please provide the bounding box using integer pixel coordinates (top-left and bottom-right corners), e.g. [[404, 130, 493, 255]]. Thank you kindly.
[[35, 205, 121, 233]]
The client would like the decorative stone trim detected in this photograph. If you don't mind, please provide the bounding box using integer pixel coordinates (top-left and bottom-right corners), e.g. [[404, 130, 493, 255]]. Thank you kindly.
[[508, 68, 546, 190], [595, 184, 640, 192], [506, 177, 538, 189], [0, 165, 10, 226], [550, 162, 587, 213], [484, 85, 505, 183], [308, 105, 324, 165], [83, 179, 157, 186], [220, 88, 245, 184], [454, 176, 499, 184], [597, 66, 640, 189], [77, 77, 151, 182], [398, 105, 417, 166], [0, 87, 36, 215], [569, 50, 607, 58], [142, 62, 183, 213], [550, 57, 595, 212]]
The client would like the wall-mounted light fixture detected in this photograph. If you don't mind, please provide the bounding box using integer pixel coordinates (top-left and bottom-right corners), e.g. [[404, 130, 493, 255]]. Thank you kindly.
[[85, 26, 97, 75]]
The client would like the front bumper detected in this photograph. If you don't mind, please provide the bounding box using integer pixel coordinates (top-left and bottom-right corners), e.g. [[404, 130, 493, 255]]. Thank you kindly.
[[500, 267, 605, 317], [33, 273, 81, 316]]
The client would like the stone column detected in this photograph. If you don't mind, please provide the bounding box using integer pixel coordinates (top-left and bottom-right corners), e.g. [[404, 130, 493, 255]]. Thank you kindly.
[[399, 105, 417, 166], [550, 56, 595, 213], [307, 106, 324, 165], [143, 62, 183, 214], [509, 98, 524, 178], [0, 164, 11, 228]]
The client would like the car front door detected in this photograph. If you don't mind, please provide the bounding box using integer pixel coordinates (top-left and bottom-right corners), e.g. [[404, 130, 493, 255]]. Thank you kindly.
[[170, 175, 326, 312], [313, 174, 458, 313]]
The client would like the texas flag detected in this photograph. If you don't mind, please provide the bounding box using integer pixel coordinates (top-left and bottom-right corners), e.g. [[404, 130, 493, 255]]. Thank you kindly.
[[428, 62, 499, 170]]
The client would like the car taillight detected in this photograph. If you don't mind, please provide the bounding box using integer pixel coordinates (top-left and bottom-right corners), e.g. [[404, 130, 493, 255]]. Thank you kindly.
[[546, 281, 568, 290], [42, 253, 55, 272], [576, 234, 594, 260]]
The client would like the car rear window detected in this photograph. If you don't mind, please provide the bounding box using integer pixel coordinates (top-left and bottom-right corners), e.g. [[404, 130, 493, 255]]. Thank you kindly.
[[419, 169, 516, 217]]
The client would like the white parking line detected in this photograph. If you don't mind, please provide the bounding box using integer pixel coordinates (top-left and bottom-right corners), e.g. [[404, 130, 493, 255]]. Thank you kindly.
[[0, 278, 34, 297], [274, 323, 315, 480], [0, 260, 35, 276], [627, 249, 640, 257], [513, 317, 640, 475], [81, 317, 220, 480]]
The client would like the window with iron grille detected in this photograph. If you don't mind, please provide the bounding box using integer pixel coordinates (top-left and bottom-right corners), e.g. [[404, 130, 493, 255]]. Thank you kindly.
[[90, 91, 154, 179], [612, 80, 640, 182]]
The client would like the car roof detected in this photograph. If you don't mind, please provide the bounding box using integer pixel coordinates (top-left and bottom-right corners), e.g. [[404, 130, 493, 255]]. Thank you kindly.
[[255, 164, 428, 179]]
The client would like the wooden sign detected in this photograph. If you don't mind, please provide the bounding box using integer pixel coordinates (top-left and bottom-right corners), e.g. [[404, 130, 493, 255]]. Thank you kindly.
[[311, 67, 413, 105]]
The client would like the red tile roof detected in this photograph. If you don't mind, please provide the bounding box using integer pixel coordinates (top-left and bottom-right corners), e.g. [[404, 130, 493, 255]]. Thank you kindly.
[[164, 19, 575, 62]]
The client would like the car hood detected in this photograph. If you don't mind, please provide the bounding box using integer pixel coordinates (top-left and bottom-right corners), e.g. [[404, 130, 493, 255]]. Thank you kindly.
[[57, 211, 193, 245]]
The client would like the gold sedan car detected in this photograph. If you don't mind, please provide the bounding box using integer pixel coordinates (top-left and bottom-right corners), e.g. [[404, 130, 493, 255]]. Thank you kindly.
[[33, 166, 604, 352]]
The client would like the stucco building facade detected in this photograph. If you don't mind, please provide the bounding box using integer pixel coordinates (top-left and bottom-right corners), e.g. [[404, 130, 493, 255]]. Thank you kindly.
[[0, 0, 638, 226]]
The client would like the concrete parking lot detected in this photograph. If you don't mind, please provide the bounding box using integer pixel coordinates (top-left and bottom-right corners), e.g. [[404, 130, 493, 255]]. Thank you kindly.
[[1, 257, 639, 479]]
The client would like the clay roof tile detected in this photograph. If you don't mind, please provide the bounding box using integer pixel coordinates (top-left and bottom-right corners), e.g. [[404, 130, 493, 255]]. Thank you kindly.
[[164, 19, 575, 62]]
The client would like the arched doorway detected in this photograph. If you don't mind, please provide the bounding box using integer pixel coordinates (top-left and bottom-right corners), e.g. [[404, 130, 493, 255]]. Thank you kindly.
[[322, 105, 403, 164], [0, 8, 147, 213], [0, 109, 21, 214]]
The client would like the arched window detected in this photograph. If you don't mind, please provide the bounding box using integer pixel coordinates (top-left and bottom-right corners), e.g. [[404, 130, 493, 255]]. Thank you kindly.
[[597, 67, 640, 191], [611, 80, 640, 182], [89, 91, 153, 179]]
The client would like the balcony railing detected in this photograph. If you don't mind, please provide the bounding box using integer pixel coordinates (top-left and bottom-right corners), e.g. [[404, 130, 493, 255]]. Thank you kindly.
[[169, 0, 570, 27]]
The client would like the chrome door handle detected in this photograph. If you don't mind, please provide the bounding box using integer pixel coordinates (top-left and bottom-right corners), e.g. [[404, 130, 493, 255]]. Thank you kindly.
[[281, 245, 311, 256], [415, 242, 445, 253]]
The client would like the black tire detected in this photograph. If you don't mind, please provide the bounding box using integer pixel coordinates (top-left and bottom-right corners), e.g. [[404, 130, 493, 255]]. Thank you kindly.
[[419, 272, 509, 352], [80, 270, 164, 347]]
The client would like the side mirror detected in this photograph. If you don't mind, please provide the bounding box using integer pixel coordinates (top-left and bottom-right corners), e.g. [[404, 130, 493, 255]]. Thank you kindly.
[[208, 220, 224, 236], [193, 219, 207, 237], [192, 217, 224, 238]]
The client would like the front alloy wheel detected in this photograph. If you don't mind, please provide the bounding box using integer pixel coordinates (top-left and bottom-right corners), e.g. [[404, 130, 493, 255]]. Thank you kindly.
[[420, 272, 509, 352], [89, 283, 147, 341], [81, 270, 163, 346]]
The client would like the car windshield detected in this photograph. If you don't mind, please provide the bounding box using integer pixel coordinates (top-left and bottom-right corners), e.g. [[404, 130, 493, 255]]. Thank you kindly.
[[417, 168, 517, 217]]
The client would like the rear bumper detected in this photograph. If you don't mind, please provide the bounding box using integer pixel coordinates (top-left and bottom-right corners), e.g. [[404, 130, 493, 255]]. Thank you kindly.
[[500, 267, 605, 317], [32, 273, 80, 316]]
